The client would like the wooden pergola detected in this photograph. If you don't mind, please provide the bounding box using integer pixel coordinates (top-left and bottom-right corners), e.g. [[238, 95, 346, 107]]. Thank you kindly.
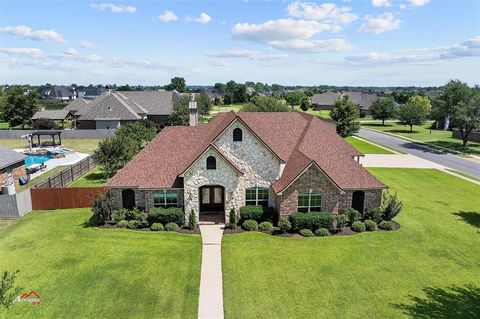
[[27, 130, 62, 149]]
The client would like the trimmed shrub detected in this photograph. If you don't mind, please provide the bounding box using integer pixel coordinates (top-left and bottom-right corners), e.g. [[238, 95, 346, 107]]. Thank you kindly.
[[278, 218, 291, 233], [228, 208, 237, 229], [351, 221, 365, 233], [336, 213, 349, 229], [343, 208, 361, 226], [364, 219, 377, 231], [239, 205, 276, 223], [379, 220, 394, 231], [150, 223, 164, 231], [127, 220, 139, 229], [124, 207, 143, 221], [258, 221, 273, 232], [299, 229, 314, 237], [165, 222, 179, 231], [381, 192, 403, 221], [148, 207, 184, 226], [315, 228, 330, 237], [32, 118, 59, 130], [365, 207, 383, 223], [112, 209, 128, 224], [117, 220, 129, 228], [242, 220, 258, 231], [90, 193, 112, 226], [290, 212, 333, 231], [188, 209, 196, 230]]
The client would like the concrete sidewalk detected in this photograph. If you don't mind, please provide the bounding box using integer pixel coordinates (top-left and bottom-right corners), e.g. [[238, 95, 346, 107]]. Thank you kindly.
[[198, 224, 224, 319]]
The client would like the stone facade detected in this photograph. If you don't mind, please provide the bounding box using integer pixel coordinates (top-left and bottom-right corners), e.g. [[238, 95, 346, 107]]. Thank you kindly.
[[0, 162, 27, 192], [110, 188, 184, 211], [276, 164, 382, 219]]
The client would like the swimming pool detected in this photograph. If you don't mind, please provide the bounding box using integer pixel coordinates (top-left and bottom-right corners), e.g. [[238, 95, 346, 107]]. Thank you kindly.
[[25, 154, 55, 167]]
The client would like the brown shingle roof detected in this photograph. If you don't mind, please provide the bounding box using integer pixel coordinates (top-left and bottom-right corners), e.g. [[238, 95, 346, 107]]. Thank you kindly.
[[107, 111, 385, 191]]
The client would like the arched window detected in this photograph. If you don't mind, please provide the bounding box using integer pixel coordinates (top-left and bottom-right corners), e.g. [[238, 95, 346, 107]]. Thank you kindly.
[[122, 189, 135, 209], [233, 128, 243, 142], [206, 156, 216, 170]]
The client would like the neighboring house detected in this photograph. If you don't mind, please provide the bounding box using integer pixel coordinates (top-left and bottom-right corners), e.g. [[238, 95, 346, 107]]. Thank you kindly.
[[31, 109, 76, 126], [200, 88, 225, 102], [77, 90, 176, 129], [311, 91, 377, 114], [63, 98, 92, 119], [107, 108, 387, 224], [0, 145, 27, 192], [36, 85, 76, 101], [83, 87, 103, 99]]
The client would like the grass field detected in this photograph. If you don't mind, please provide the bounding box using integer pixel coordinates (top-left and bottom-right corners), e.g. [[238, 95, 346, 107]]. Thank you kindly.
[[17, 166, 68, 192], [0, 209, 202, 319], [0, 139, 101, 154], [222, 168, 480, 318], [345, 136, 395, 154], [361, 122, 480, 156], [67, 167, 106, 188]]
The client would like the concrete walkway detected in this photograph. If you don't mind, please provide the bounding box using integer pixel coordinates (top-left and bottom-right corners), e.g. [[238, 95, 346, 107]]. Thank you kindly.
[[198, 224, 224, 319]]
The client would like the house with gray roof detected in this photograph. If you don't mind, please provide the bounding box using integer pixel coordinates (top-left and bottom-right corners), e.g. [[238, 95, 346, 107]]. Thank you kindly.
[[63, 98, 92, 119], [37, 85, 76, 101], [0, 145, 27, 192], [311, 91, 377, 114], [78, 90, 176, 129]]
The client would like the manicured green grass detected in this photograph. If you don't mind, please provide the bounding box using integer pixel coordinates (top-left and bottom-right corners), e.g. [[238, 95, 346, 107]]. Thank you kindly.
[[222, 168, 480, 318], [446, 169, 480, 183], [293, 106, 331, 119], [345, 136, 394, 154], [361, 121, 480, 156], [67, 167, 106, 187], [17, 166, 68, 192], [0, 139, 101, 154], [0, 209, 201, 318], [0, 218, 18, 232]]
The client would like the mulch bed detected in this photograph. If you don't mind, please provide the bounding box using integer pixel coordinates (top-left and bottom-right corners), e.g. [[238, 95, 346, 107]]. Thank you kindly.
[[98, 223, 201, 234]]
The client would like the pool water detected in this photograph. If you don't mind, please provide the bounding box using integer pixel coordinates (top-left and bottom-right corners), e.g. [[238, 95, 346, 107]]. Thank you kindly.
[[25, 154, 55, 167]]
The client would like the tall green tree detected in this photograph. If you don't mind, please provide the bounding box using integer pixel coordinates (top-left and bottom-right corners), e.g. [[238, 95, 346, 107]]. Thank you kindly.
[[370, 97, 397, 125], [300, 96, 311, 111], [329, 97, 360, 137], [285, 91, 306, 107], [452, 88, 480, 147], [165, 77, 186, 93], [398, 95, 431, 132], [115, 120, 158, 152], [433, 80, 471, 129], [93, 135, 137, 178], [1, 86, 38, 128], [169, 94, 212, 125], [242, 95, 289, 112]]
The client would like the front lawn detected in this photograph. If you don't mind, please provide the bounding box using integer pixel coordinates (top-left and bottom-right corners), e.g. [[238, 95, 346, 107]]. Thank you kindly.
[[0, 139, 101, 154], [67, 167, 106, 187], [222, 168, 480, 318], [345, 136, 395, 154], [361, 122, 480, 156], [0, 209, 201, 318]]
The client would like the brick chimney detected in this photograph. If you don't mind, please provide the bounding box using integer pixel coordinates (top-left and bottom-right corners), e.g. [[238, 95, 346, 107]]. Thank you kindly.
[[189, 94, 198, 126]]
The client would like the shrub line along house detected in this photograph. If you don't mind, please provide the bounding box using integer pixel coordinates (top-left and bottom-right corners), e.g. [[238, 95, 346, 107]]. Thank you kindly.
[[107, 101, 387, 223]]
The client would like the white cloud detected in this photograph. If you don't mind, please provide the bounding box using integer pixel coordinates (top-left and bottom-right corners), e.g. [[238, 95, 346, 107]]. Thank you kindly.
[[187, 13, 211, 24], [409, 0, 430, 6], [0, 25, 66, 44], [232, 18, 351, 53], [90, 3, 136, 13], [287, 1, 357, 31], [205, 49, 288, 61], [358, 13, 400, 34], [64, 48, 78, 56], [341, 36, 480, 66], [158, 11, 178, 22], [372, 0, 391, 7], [0, 48, 44, 58], [80, 41, 96, 49], [209, 60, 230, 67]]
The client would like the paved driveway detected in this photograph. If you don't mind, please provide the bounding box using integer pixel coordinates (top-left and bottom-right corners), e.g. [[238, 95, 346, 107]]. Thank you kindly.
[[357, 129, 480, 179]]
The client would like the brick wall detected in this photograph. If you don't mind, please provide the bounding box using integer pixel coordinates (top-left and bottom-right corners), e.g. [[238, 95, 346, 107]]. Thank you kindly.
[[0, 162, 27, 192], [109, 188, 184, 212]]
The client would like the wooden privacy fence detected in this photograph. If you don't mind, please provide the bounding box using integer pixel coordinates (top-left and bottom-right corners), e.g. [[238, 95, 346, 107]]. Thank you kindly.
[[31, 187, 107, 210], [33, 156, 96, 189]]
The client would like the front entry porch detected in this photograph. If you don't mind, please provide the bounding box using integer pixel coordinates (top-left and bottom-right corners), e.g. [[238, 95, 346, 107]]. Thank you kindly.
[[199, 185, 225, 224]]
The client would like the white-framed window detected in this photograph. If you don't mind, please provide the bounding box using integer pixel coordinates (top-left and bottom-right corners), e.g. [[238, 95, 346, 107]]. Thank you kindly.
[[298, 190, 322, 212], [245, 187, 269, 206], [153, 191, 178, 208]]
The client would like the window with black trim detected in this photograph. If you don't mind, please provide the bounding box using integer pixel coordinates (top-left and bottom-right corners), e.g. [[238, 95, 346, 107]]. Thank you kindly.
[[206, 156, 216, 170], [298, 191, 322, 212], [153, 191, 178, 208], [245, 187, 269, 206], [233, 128, 243, 142]]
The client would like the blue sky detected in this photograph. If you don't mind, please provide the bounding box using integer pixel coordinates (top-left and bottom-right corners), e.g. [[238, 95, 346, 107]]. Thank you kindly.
[[0, 0, 479, 86]]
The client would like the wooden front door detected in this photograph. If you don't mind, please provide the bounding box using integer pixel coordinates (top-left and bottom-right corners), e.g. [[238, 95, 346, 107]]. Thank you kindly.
[[199, 186, 224, 213], [351, 191, 365, 214]]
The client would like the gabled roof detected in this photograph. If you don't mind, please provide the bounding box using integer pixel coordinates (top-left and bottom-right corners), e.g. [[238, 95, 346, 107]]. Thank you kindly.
[[79, 92, 142, 121], [0, 145, 26, 170], [117, 91, 174, 115], [32, 109, 74, 120], [312, 91, 377, 109], [64, 97, 89, 111], [107, 111, 385, 191]]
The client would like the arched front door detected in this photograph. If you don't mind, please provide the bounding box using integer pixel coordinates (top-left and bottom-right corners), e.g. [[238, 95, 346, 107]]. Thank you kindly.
[[351, 191, 365, 213], [199, 185, 224, 213], [122, 189, 136, 209]]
